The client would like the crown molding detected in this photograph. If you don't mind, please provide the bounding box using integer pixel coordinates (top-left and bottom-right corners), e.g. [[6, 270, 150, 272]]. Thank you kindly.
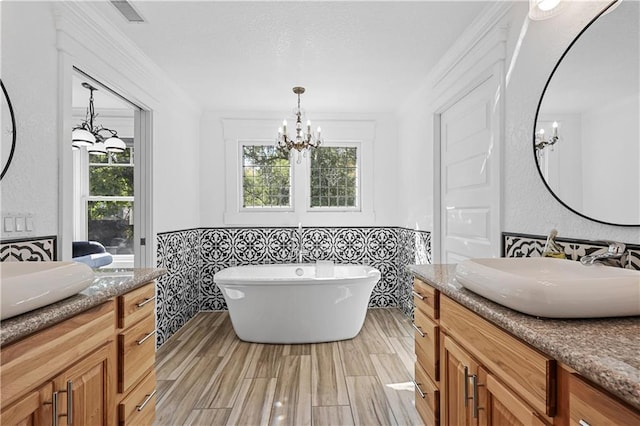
[[397, 1, 512, 115], [430, 2, 512, 87], [52, 2, 199, 114]]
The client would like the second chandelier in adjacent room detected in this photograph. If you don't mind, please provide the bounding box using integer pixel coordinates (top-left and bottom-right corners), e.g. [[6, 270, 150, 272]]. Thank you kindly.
[[72, 82, 126, 155]]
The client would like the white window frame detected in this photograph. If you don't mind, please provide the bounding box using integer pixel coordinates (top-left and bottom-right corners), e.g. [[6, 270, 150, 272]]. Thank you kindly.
[[239, 141, 294, 212], [73, 140, 135, 269], [223, 118, 375, 226], [306, 141, 362, 212]]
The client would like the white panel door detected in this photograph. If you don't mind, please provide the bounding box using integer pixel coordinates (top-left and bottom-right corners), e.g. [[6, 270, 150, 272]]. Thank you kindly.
[[440, 76, 500, 263]]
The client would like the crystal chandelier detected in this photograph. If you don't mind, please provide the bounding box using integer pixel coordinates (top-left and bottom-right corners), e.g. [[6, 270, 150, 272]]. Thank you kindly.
[[276, 87, 322, 158], [72, 82, 126, 155]]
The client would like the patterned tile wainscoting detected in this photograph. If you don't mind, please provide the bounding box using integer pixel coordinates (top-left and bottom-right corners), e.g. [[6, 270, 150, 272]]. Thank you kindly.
[[397, 228, 432, 317], [503, 232, 640, 270], [0, 236, 57, 262], [156, 229, 200, 346], [156, 227, 431, 347]]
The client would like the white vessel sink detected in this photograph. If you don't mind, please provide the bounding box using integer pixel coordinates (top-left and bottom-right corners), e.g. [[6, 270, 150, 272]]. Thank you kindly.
[[455, 257, 640, 318], [1, 262, 95, 320]]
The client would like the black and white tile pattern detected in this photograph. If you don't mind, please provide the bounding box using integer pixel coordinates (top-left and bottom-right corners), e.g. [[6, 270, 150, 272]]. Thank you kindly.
[[396, 228, 432, 317], [199, 227, 403, 310], [156, 229, 200, 347], [0, 236, 57, 262], [503, 232, 640, 270], [156, 226, 431, 347]]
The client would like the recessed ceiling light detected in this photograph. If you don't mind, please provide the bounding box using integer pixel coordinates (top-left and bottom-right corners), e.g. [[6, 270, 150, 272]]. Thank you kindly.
[[110, 0, 145, 23], [529, 0, 564, 20]]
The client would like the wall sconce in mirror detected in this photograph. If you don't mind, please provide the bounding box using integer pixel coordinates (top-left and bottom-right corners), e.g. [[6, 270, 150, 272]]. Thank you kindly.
[[535, 121, 559, 155], [533, 0, 639, 226], [72, 82, 126, 155], [529, 0, 563, 20], [1, 79, 17, 181]]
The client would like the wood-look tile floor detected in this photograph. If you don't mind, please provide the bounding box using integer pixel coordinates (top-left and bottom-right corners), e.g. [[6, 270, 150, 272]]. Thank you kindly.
[[154, 309, 421, 426]]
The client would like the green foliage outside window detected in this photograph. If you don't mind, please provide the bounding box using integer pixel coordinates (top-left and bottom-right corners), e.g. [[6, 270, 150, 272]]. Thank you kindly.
[[242, 145, 291, 208], [310, 147, 358, 208], [89, 151, 134, 219], [88, 150, 134, 252]]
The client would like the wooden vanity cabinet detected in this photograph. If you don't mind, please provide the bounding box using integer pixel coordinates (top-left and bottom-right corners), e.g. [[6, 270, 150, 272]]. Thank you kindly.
[[413, 278, 441, 425], [116, 282, 157, 426], [0, 383, 53, 426], [441, 335, 547, 426], [441, 335, 478, 426], [0, 281, 158, 426], [439, 295, 556, 424], [568, 373, 640, 426], [439, 294, 555, 426], [52, 343, 113, 426], [0, 301, 116, 426], [413, 275, 640, 426]]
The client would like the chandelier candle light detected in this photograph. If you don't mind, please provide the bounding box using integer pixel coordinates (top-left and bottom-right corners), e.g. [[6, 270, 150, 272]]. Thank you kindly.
[[535, 121, 559, 152], [276, 86, 322, 163], [72, 82, 126, 155]]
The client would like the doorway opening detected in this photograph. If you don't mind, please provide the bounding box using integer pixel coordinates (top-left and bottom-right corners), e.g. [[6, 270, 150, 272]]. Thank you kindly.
[[71, 69, 149, 268]]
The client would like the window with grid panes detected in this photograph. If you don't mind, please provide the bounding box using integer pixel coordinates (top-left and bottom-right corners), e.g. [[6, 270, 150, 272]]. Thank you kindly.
[[87, 147, 134, 254], [241, 144, 292, 208], [309, 146, 359, 209]]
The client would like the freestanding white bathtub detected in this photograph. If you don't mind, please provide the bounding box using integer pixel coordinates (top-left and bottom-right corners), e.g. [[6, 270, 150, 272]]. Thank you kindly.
[[213, 263, 381, 344]]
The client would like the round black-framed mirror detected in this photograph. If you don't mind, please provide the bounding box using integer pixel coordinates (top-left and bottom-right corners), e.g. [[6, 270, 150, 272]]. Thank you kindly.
[[1, 79, 17, 181], [533, 0, 639, 227]]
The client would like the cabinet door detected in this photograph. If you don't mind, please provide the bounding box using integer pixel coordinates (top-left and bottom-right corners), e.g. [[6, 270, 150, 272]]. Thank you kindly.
[[569, 374, 640, 426], [1, 383, 53, 426], [53, 343, 113, 426], [477, 367, 547, 426], [442, 335, 479, 426]]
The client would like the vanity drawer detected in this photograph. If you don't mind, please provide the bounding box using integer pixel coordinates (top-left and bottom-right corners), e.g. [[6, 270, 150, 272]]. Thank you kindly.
[[119, 369, 156, 426], [415, 361, 439, 426], [413, 278, 439, 320], [440, 295, 556, 418], [119, 314, 156, 393], [118, 282, 155, 330], [414, 307, 439, 382], [569, 374, 640, 425]]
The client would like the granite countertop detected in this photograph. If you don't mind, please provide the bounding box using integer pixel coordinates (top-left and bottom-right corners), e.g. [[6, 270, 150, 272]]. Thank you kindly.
[[408, 264, 640, 411], [0, 268, 166, 346]]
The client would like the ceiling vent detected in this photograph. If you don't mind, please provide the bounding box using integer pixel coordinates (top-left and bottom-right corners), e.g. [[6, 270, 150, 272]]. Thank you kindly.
[[110, 1, 145, 23]]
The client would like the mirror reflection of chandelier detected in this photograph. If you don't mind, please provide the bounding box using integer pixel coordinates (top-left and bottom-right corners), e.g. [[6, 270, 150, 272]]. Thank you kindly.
[[535, 121, 559, 153], [72, 82, 126, 155], [276, 87, 322, 158]]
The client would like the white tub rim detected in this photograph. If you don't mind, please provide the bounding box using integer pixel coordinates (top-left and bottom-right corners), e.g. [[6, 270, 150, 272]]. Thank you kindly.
[[214, 263, 381, 286]]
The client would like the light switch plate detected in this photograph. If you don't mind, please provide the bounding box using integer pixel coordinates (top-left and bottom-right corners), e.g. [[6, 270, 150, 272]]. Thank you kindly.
[[4, 216, 14, 232], [15, 216, 25, 232]]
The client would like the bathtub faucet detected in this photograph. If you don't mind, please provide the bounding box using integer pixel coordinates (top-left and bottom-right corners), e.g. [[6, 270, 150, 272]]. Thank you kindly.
[[296, 222, 307, 263]]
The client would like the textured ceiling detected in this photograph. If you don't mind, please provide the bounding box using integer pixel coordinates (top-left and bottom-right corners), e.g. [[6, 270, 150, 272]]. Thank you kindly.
[[95, 1, 488, 113]]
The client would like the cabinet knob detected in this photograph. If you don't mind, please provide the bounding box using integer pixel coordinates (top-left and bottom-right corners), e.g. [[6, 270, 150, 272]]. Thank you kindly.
[[412, 290, 425, 300], [578, 421, 591, 426]]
